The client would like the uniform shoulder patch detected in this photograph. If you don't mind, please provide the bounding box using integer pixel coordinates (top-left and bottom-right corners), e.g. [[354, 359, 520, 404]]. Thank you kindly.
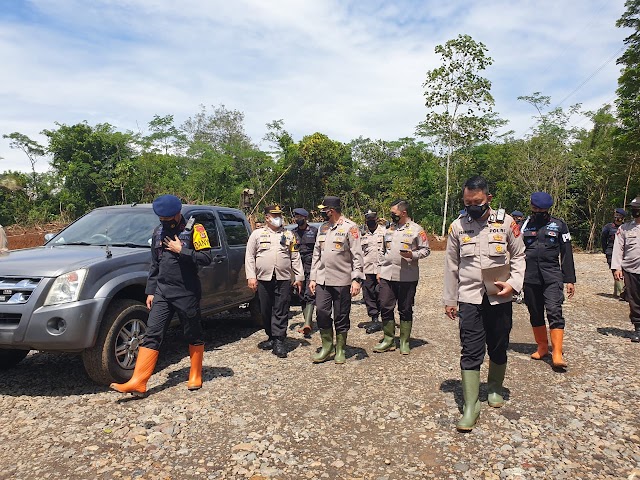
[[419, 230, 427, 242], [192, 224, 211, 250], [510, 221, 521, 238], [350, 226, 359, 239]]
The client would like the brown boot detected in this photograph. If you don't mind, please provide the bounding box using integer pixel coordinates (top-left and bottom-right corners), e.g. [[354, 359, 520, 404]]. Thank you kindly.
[[188, 344, 204, 390], [530, 326, 549, 360], [550, 329, 567, 368], [110, 346, 159, 397]]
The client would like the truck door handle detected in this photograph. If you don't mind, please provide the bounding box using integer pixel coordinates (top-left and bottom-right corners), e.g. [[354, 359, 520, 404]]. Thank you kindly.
[[213, 254, 226, 264]]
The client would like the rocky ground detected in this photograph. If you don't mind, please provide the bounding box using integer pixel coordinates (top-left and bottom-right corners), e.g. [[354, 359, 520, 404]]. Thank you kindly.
[[1, 251, 639, 480]]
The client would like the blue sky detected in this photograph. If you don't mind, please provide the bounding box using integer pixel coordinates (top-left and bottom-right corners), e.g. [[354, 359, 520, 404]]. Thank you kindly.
[[0, 0, 628, 172]]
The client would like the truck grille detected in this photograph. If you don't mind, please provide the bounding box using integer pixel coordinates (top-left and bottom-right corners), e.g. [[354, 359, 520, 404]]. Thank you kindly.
[[0, 313, 21, 325], [0, 277, 42, 304]]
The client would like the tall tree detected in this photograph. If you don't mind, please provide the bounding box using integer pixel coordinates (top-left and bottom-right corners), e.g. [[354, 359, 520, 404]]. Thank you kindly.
[[416, 34, 505, 235], [2, 132, 45, 198]]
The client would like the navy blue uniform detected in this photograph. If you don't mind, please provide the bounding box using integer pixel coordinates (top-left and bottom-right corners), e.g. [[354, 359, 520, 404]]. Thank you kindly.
[[292, 224, 318, 306], [601, 222, 620, 268], [521, 215, 576, 329], [143, 217, 213, 350]]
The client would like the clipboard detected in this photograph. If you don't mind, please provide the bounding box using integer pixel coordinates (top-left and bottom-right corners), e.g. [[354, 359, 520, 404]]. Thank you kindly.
[[481, 264, 510, 296]]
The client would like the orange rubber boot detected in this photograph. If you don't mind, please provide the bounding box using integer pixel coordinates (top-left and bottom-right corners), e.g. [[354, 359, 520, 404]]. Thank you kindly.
[[550, 329, 567, 368], [530, 326, 549, 360], [188, 344, 204, 390], [110, 346, 159, 397]]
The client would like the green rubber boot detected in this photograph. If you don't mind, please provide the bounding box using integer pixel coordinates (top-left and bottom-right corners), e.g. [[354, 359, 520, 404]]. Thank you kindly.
[[334, 332, 347, 364], [312, 329, 335, 363], [614, 279, 625, 298], [301, 304, 314, 335], [399, 321, 412, 355], [373, 320, 396, 352], [487, 361, 507, 408], [456, 370, 481, 432]]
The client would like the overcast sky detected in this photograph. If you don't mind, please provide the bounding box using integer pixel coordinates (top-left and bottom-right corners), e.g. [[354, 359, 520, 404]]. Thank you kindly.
[[0, 0, 628, 172]]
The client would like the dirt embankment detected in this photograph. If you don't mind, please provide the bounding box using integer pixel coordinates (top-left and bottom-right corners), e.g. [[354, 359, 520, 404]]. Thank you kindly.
[[5, 223, 65, 250]]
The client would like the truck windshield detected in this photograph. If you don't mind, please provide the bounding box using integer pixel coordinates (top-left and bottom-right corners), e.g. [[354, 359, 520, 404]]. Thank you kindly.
[[49, 209, 159, 247]]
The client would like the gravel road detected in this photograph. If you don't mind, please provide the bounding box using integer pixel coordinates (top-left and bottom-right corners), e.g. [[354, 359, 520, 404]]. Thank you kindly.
[[1, 251, 639, 480]]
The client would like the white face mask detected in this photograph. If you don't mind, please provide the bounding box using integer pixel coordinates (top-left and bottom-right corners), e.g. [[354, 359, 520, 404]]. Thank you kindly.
[[268, 216, 283, 228]]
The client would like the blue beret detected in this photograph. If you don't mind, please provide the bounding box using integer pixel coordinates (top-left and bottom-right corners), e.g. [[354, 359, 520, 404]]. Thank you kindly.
[[530, 192, 553, 209], [293, 208, 309, 217], [511, 210, 524, 217], [615, 208, 627, 216], [152, 194, 182, 217]]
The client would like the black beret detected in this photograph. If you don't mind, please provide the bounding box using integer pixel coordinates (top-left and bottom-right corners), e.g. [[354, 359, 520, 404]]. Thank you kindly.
[[530, 192, 553, 209]]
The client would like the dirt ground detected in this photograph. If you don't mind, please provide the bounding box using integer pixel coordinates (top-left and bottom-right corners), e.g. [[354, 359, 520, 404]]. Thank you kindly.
[[0, 251, 638, 479]]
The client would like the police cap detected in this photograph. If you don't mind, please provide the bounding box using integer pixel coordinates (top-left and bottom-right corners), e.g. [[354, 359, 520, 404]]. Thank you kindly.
[[627, 197, 640, 209], [511, 210, 524, 217], [292, 208, 309, 217], [615, 208, 627, 216], [264, 204, 283, 215], [530, 192, 553, 210], [364, 209, 377, 218], [318, 196, 341, 210], [152, 194, 182, 217]]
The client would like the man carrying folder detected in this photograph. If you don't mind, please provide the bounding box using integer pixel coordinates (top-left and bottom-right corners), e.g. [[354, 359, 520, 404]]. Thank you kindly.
[[443, 176, 526, 432]]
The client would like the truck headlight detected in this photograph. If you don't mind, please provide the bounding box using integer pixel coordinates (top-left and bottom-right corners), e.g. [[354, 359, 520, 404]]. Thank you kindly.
[[44, 269, 88, 306]]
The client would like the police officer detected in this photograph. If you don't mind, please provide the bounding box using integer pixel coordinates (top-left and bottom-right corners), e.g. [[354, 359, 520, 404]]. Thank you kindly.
[[374, 200, 430, 355], [292, 208, 318, 336], [359, 209, 385, 334], [111, 194, 213, 396], [612, 197, 640, 342], [0, 224, 7, 253], [511, 210, 524, 226], [601, 208, 627, 297], [521, 192, 576, 369], [309, 196, 364, 364], [444, 176, 525, 431], [245, 205, 304, 358]]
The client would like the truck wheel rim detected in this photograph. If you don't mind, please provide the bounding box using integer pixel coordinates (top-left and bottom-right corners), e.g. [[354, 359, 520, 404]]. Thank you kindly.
[[115, 317, 147, 369]]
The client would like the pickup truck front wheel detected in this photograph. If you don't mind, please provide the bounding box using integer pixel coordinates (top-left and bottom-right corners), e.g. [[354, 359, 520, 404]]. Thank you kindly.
[[82, 299, 149, 385], [0, 349, 29, 369]]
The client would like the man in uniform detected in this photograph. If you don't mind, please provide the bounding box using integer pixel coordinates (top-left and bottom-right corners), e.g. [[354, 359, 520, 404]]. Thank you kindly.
[[374, 200, 430, 354], [359, 209, 385, 334], [111, 194, 213, 396], [511, 211, 524, 226], [291, 208, 318, 336], [521, 192, 576, 369], [245, 205, 304, 358], [444, 176, 525, 432], [309, 196, 364, 364], [612, 197, 640, 342], [0, 224, 8, 253], [601, 208, 627, 298]]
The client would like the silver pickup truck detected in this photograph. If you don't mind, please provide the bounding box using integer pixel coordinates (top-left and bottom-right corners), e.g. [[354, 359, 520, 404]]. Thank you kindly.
[[0, 204, 259, 384]]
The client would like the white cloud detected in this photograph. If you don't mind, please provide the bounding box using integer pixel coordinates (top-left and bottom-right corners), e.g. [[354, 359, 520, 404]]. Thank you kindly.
[[0, 0, 628, 171]]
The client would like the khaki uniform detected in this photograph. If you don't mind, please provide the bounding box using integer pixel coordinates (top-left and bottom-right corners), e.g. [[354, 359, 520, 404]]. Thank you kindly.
[[444, 211, 525, 306], [310, 216, 364, 334], [444, 210, 526, 371], [362, 225, 385, 274], [0, 225, 7, 253], [612, 220, 640, 328], [245, 227, 304, 282], [310, 217, 364, 286], [612, 221, 640, 274], [379, 220, 430, 282]]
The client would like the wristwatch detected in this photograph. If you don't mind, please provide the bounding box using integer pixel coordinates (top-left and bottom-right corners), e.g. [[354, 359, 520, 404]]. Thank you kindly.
[[353, 277, 363, 284]]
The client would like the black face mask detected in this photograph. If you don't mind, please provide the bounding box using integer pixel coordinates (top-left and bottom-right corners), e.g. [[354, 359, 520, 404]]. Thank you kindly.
[[366, 219, 377, 229], [632, 209, 640, 218], [390, 213, 401, 224], [465, 204, 489, 220], [320, 210, 330, 221], [161, 219, 178, 231], [532, 212, 550, 224], [296, 218, 307, 227]]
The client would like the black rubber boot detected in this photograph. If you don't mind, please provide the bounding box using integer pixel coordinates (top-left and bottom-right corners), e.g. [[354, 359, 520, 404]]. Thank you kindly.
[[365, 315, 382, 334], [632, 324, 640, 343], [259, 338, 274, 350]]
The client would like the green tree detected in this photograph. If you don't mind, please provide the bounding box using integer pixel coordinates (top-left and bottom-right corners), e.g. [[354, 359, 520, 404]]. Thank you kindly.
[[416, 34, 505, 235], [2, 132, 46, 198]]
